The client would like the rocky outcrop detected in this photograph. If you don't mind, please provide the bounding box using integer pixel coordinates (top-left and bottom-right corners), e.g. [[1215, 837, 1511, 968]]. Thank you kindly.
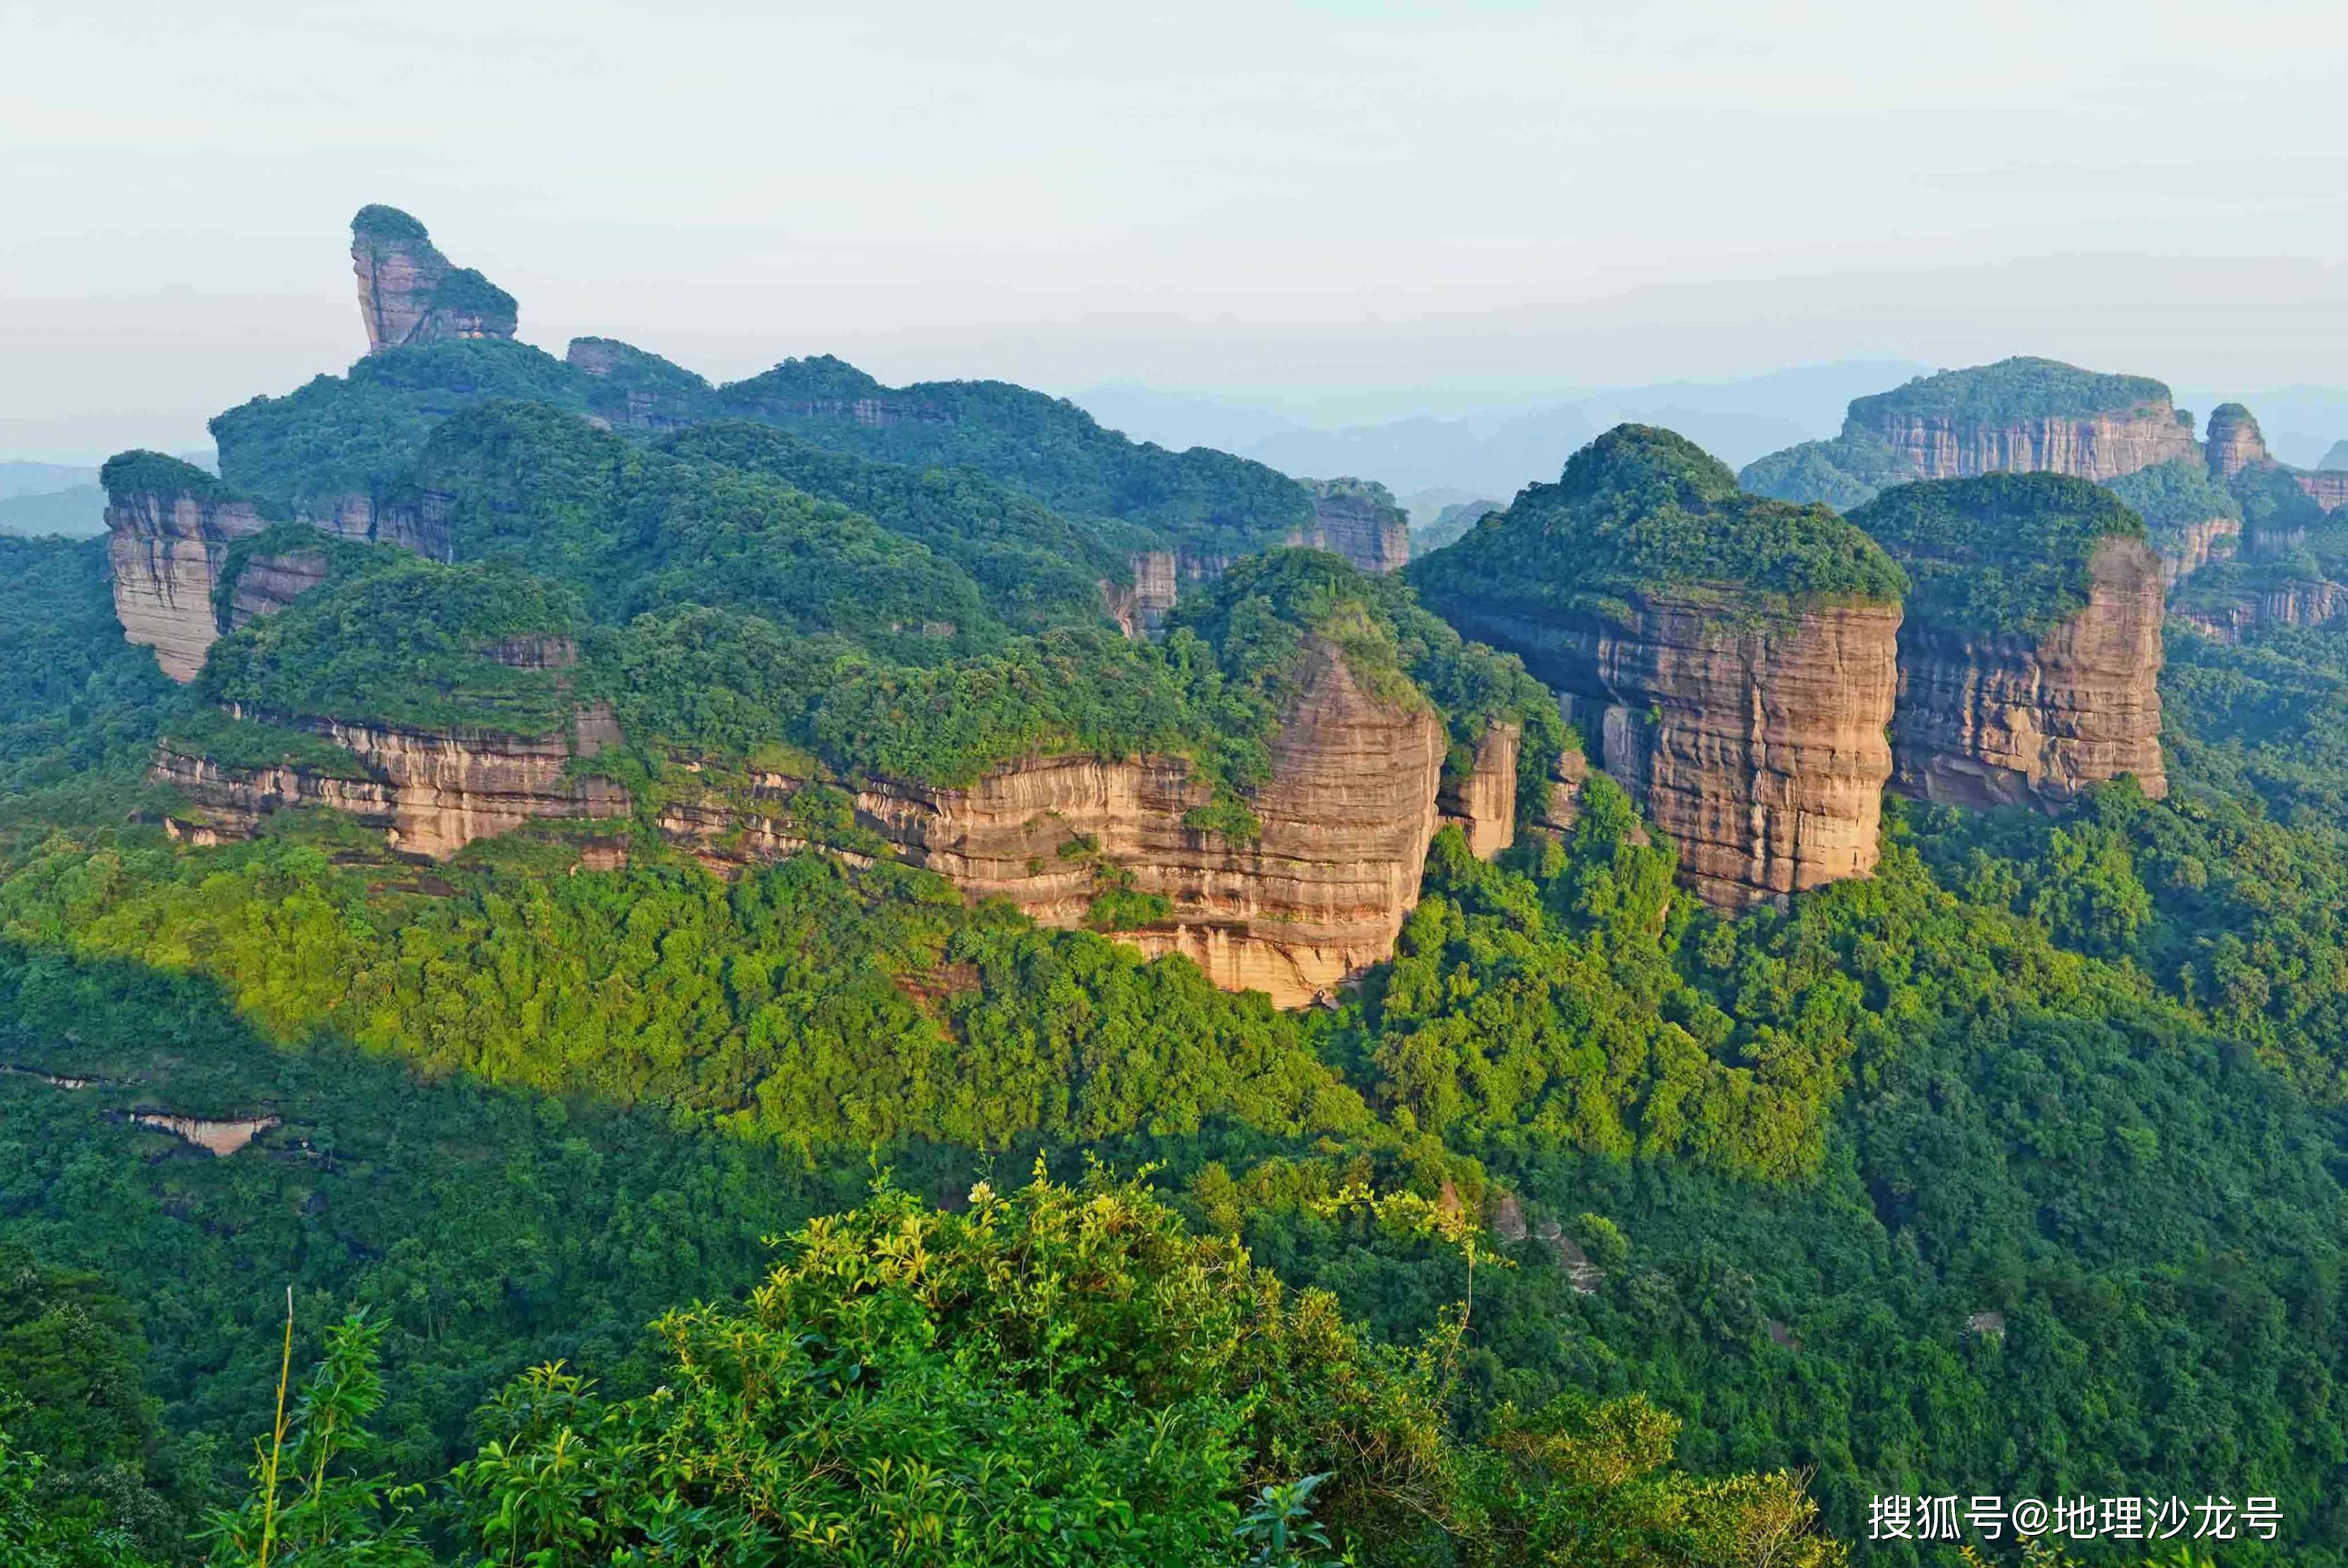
[[226, 551, 333, 629], [1104, 550, 1181, 636], [1890, 536, 2167, 809], [158, 706, 630, 859], [1437, 595, 1901, 911], [1295, 479, 1410, 574], [2204, 403, 2271, 481], [2299, 471, 2348, 513], [1866, 408, 2198, 483], [567, 337, 713, 431], [301, 492, 449, 557], [154, 641, 1452, 1006], [2177, 578, 2346, 644], [352, 205, 517, 354], [2154, 516, 2240, 591], [1436, 721, 1520, 858], [101, 457, 271, 680]]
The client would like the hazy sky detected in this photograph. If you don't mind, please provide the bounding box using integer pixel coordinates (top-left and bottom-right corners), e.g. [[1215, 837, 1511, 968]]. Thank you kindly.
[[7, 0, 2347, 457]]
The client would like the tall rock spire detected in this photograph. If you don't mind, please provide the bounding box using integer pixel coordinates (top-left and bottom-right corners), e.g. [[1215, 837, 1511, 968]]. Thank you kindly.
[[350, 205, 517, 354]]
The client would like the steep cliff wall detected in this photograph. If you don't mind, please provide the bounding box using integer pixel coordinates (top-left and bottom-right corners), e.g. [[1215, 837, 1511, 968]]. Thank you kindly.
[[351, 205, 517, 354], [1436, 721, 1521, 859], [2204, 403, 2271, 481], [154, 641, 1451, 1007], [1295, 480, 1411, 574], [2176, 577, 2346, 644], [158, 705, 629, 857], [1437, 596, 1899, 911], [2156, 517, 2239, 591], [2299, 472, 2348, 513], [101, 459, 271, 680], [1865, 409, 2199, 483], [1890, 536, 2167, 808]]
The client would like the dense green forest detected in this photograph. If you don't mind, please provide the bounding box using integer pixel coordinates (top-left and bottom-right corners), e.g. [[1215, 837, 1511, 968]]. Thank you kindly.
[[1848, 474, 2148, 634], [17, 342, 2348, 1565], [1408, 424, 1908, 620], [1845, 360, 2179, 427]]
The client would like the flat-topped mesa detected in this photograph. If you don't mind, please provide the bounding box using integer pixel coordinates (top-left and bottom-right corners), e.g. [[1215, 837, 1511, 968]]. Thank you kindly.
[[1850, 474, 2166, 809], [2203, 403, 2272, 481], [1742, 358, 2200, 510], [1850, 359, 2199, 482], [352, 205, 517, 354], [1410, 425, 1907, 912], [100, 453, 271, 680], [1293, 478, 1411, 574]]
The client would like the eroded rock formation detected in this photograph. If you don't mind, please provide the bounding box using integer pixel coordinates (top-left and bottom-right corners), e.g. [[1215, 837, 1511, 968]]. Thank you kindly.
[[1437, 595, 1900, 911], [1294, 479, 1410, 574], [2176, 577, 2346, 644], [1890, 537, 2167, 807], [159, 705, 630, 858], [1867, 407, 2197, 483], [352, 205, 517, 354], [1436, 721, 1521, 858], [101, 456, 270, 680], [155, 641, 1451, 1006], [2299, 471, 2348, 513], [2154, 516, 2240, 591], [2204, 403, 2272, 481]]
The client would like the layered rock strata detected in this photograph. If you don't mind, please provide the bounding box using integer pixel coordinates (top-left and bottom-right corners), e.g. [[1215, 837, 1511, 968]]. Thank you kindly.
[[1436, 721, 1522, 858], [104, 475, 270, 680], [1867, 408, 2198, 483], [351, 205, 517, 354], [2299, 472, 2348, 513], [2203, 403, 2271, 481], [1295, 480, 1411, 574], [155, 641, 1451, 1006], [1890, 536, 2168, 808], [1437, 594, 1901, 911], [2176, 578, 2346, 644], [158, 705, 630, 859], [2154, 517, 2240, 592]]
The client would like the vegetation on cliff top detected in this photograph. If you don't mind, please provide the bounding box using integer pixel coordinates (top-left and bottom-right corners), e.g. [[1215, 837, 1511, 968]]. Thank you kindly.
[[94, 451, 241, 507], [2103, 453, 2242, 532], [717, 353, 1315, 550], [210, 338, 589, 512], [1848, 472, 2149, 635], [1736, 426, 1924, 512], [349, 203, 431, 244], [1847, 356, 2176, 427], [1409, 424, 1908, 619]]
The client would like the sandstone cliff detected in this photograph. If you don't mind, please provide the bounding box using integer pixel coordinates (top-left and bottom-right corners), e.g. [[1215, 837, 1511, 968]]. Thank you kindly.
[[100, 455, 271, 680], [1295, 479, 1411, 574], [1849, 475, 2167, 809], [159, 705, 629, 858], [154, 639, 1451, 1007], [1437, 596, 1899, 910], [1409, 425, 1908, 912], [2204, 403, 2271, 481], [1436, 721, 1521, 858], [1848, 360, 2199, 482], [101, 452, 443, 681], [1889, 538, 2167, 807], [2174, 572, 2346, 644], [2155, 516, 2240, 591], [352, 205, 517, 354], [2299, 471, 2348, 513]]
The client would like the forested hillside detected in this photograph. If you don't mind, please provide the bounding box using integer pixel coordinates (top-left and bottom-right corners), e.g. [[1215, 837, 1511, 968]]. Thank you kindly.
[[15, 271, 2348, 1562]]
